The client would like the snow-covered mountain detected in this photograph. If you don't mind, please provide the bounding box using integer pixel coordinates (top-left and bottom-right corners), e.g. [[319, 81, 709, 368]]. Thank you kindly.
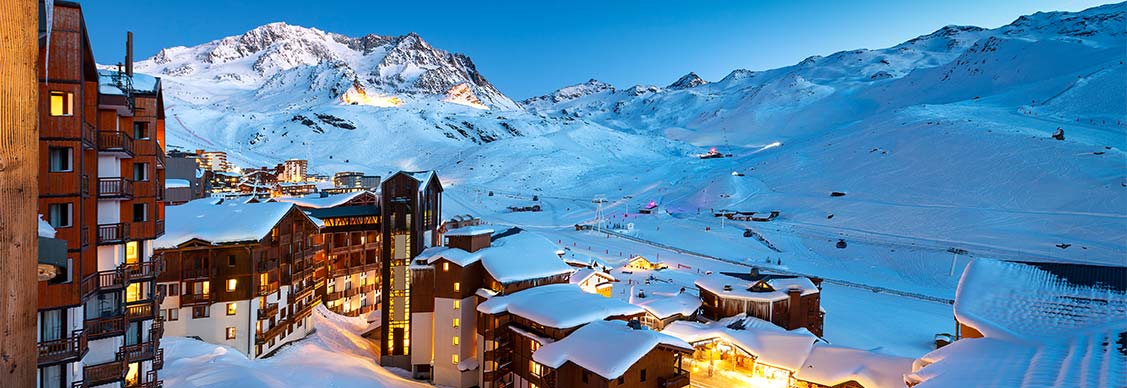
[[147, 3, 1125, 273]]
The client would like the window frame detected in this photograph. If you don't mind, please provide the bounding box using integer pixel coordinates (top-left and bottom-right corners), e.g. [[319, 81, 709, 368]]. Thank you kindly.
[[49, 91, 73, 117], [47, 147, 73, 172], [48, 202, 73, 228]]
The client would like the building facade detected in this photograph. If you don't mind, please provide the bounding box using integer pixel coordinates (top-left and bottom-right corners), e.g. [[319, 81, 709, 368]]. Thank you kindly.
[[36, 2, 166, 386], [695, 269, 824, 336], [280, 159, 308, 183]]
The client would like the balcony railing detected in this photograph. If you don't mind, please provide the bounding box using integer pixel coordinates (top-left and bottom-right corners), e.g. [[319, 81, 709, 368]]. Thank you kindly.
[[126, 301, 157, 321], [155, 147, 166, 169], [118, 340, 158, 362], [256, 282, 279, 297], [360, 283, 377, 294], [37, 330, 87, 365], [153, 348, 164, 370], [98, 131, 134, 157], [78, 359, 125, 387], [180, 293, 210, 306], [256, 259, 278, 273], [258, 302, 279, 319], [80, 269, 125, 297], [151, 320, 165, 339], [155, 219, 165, 237], [139, 370, 163, 388], [658, 374, 690, 388], [255, 322, 288, 344], [80, 174, 90, 198], [81, 122, 97, 150], [96, 222, 130, 245], [123, 259, 162, 281], [85, 315, 126, 339], [97, 177, 134, 199]]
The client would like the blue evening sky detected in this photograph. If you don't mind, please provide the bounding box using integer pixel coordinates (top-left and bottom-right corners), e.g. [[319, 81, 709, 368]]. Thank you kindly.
[[79, 0, 1111, 99]]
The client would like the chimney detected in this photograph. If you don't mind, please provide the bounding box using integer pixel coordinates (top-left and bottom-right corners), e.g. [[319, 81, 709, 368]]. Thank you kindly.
[[788, 287, 803, 331], [749, 267, 760, 278], [125, 32, 134, 77]]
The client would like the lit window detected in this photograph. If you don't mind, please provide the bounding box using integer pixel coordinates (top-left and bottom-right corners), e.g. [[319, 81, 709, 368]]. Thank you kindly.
[[452, 318, 460, 328], [453, 336, 459, 346], [49, 91, 72, 116], [453, 300, 460, 310], [453, 282, 460, 292], [227, 278, 237, 291], [226, 327, 236, 340], [443, 262, 449, 272], [227, 303, 237, 316], [452, 354, 459, 365]]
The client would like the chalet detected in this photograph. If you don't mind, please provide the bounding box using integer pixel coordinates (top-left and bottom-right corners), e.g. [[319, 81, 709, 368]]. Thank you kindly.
[[35, 2, 168, 386], [272, 181, 317, 197], [635, 292, 702, 330], [905, 259, 1127, 388], [695, 269, 824, 336], [154, 199, 324, 358], [273, 191, 380, 318], [532, 320, 693, 388], [571, 267, 616, 297], [626, 255, 665, 270]]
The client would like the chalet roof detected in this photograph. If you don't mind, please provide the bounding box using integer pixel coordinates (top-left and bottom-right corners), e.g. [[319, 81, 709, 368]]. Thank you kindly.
[[570, 268, 615, 285], [477, 283, 644, 329], [272, 191, 371, 209], [794, 344, 914, 388], [533, 320, 692, 380], [154, 198, 309, 249], [636, 292, 702, 319], [444, 225, 495, 237], [662, 316, 819, 371], [906, 259, 1127, 388], [387, 170, 442, 193], [302, 205, 379, 219], [418, 246, 484, 267], [695, 271, 819, 302], [417, 229, 571, 283]]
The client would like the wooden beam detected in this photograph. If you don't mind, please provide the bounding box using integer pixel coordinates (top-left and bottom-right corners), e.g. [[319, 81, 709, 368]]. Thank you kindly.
[[0, 0, 41, 385]]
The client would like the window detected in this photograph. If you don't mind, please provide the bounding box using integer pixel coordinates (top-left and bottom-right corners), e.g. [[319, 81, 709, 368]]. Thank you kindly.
[[226, 327, 237, 340], [443, 262, 449, 272], [167, 308, 179, 321], [227, 303, 237, 316], [168, 283, 180, 296], [133, 122, 149, 140], [452, 354, 459, 365], [49, 91, 72, 116], [47, 203, 72, 228], [48, 147, 72, 172], [132, 203, 148, 222], [530, 361, 543, 377], [133, 163, 149, 182], [582, 371, 589, 384], [453, 282, 460, 292], [228, 255, 236, 267], [453, 336, 459, 346], [192, 306, 209, 319], [452, 318, 460, 328], [227, 278, 238, 291], [617, 376, 624, 384], [453, 300, 460, 310], [158, 309, 166, 321], [640, 369, 646, 382], [40, 364, 64, 388]]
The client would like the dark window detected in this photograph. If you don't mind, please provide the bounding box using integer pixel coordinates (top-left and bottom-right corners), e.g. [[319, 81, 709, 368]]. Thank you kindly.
[[133, 163, 149, 181], [582, 371, 589, 384], [168, 283, 180, 296], [48, 147, 72, 172], [48, 203, 72, 228], [38, 309, 66, 341], [133, 203, 147, 222], [133, 122, 149, 140], [192, 306, 209, 319], [617, 376, 624, 384], [157, 284, 167, 298], [39, 364, 65, 388], [640, 369, 646, 382], [228, 255, 236, 267]]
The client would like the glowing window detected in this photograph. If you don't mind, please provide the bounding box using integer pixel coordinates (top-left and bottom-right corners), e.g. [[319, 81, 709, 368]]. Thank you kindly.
[[227, 278, 237, 291], [226, 327, 236, 340], [453, 336, 459, 346], [443, 262, 449, 272], [453, 318, 460, 328], [453, 282, 460, 292], [453, 300, 460, 310], [49, 91, 72, 116], [226, 303, 237, 316], [452, 354, 459, 365]]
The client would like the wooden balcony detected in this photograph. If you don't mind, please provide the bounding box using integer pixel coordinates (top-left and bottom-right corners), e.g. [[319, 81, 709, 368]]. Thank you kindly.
[[98, 131, 134, 157], [84, 315, 126, 339], [258, 302, 279, 319], [256, 282, 279, 297], [256, 259, 278, 273], [139, 370, 163, 388], [81, 122, 97, 150], [126, 300, 157, 321], [360, 283, 377, 294], [97, 177, 134, 199], [80, 269, 125, 297], [155, 147, 166, 170], [151, 320, 164, 339], [37, 329, 87, 366], [658, 374, 690, 388], [155, 219, 165, 237], [123, 259, 162, 281], [118, 340, 158, 362], [77, 359, 125, 387], [96, 222, 130, 245], [180, 293, 210, 306], [153, 348, 164, 370], [255, 322, 288, 344]]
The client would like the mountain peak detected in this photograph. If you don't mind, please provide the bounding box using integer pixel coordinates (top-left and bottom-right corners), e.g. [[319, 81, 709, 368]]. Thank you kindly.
[[667, 72, 708, 89]]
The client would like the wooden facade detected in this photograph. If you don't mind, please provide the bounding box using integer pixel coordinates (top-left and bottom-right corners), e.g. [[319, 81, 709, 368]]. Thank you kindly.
[[698, 273, 824, 337]]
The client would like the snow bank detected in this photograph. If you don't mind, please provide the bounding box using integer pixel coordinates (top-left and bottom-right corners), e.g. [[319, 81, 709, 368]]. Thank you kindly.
[[38, 214, 56, 238], [533, 320, 692, 380], [477, 283, 644, 329], [794, 344, 914, 388], [164, 179, 191, 189], [161, 305, 429, 388]]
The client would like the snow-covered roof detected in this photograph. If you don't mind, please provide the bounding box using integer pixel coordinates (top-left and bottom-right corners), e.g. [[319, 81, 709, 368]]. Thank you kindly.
[[272, 191, 367, 209], [794, 344, 913, 388], [165, 178, 191, 189], [953, 258, 1127, 341], [155, 198, 305, 249], [662, 316, 819, 371], [533, 320, 692, 380], [570, 267, 615, 285], [636, 292, 702, 319], [403, 170, 435, 187], [215, 171, 241, 177], [444, 225, 495, 237], [38, 214, 56, 238], [477, 284, 645, 329], [417, 246, 484, 267], [695, 272, 819, 302], [906, 259, 1127, 388], [480, 230, 572, 284]]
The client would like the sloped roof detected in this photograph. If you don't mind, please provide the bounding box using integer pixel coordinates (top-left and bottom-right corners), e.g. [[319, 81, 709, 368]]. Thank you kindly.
[[533, 320, 692, 380], [795, 344, 914, 388], [695, 272, 819, 302], [662, 316, 819, 371], [155, 198, 306, 249], [272, 191, 370, 209], [636, 292, 702, 319], [477, 283, 644, 329]]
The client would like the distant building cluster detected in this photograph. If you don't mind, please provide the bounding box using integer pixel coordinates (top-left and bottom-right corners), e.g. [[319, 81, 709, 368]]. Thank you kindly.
[[162, 151, 381, 203]]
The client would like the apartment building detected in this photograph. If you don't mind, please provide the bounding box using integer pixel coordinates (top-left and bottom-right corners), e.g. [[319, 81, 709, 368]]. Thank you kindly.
[[36, 2, 166, 387], [279, 159, 308, 183], [153, 199, 324, 358]]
